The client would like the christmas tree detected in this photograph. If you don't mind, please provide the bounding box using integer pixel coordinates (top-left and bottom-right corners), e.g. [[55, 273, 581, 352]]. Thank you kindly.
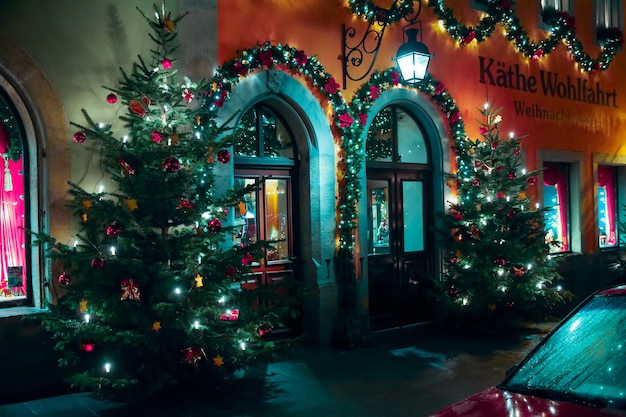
[[34, 4, 296, 398], [436, 104, 567, 325]]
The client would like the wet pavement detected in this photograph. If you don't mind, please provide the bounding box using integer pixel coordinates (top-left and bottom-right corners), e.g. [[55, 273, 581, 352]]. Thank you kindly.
[[0, 322, 555, 417]]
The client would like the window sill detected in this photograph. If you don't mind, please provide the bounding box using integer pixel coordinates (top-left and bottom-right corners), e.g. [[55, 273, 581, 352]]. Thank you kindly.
[[0, 306, 46, 319]]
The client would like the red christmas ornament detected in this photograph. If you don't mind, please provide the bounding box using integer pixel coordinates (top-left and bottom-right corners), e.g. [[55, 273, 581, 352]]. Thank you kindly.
[[106, 222, 123, 236], [120, 278, 141, 301], [513, 147, 521, 155], [494, 258, 507, 267], [161, 58, 172, 69], [177, 197, 195, 213], [242, 253, 255, 266], [508, 172, 517, 180], [164, 157, 181, 173], [106, 93, 117, 104], [73, 131, 87, 144], [471, 178, 480, 186], [91, 257, 105, 269], [507, 210, 516, 218], [225, 265, 237, 277], [207, 218, 222, 234], [448, 287, 460, 298], [129, 99, 146, 117], [151, 131, 162, 143], [58, 272, 71, 286], [527, 177, 537, 186], [258, 324, 273, 337], [141, 96, 151, 107], [217, 149, 231, 164], [81, 343, 95, 352], [182, 346, 205, 365]]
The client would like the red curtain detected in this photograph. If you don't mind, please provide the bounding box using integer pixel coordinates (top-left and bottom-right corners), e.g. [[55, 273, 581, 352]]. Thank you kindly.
[[598, 165, 617, 247], [0, 155, 26, 297]]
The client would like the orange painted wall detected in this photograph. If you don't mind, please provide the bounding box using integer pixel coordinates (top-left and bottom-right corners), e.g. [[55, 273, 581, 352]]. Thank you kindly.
[[218, 0, 626, 253]]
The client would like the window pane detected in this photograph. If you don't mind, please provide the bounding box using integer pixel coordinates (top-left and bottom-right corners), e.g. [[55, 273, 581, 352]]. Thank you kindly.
[[543, 162, 570, 253], [366, 108, 393, 162], [397, 109, 427, 164], [0, 96, 26, 303], [598, 166, 618, 248], [265, 178, 290, 261], [261, 108, 293, 158], [235, 178, 258, 246], [234, 108, 260, 157], [369, 180, 390, 254], [403, 181, 424, 252]]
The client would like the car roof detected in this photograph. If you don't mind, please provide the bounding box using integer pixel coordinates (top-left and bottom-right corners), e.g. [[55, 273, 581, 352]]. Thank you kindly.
[[596, 284, 626, 296]]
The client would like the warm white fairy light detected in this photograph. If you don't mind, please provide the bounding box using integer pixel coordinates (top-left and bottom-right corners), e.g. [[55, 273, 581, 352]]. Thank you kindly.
[[174, 287, 182, 295], [110, 246, 116, 256], [484, 102, 489, 110], [194, 320, 200, 329], [240, 342, 246, 351], [74, 239, 78, 248], [509, 132, 514, 138], [197, 255, 202, 264], [535, 202, 540, 209], [218, 295, 226, 304], [98, 123, 105, 129], [99, 185, 104, 193], [84, 314, 91, 323], [104, 363, 111, 373], [497, 268, 504, 276], [123, 135, 128, 143]]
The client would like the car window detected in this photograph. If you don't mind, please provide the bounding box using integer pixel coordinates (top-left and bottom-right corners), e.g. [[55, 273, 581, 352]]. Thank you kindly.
[[502, 295, 626, 410]]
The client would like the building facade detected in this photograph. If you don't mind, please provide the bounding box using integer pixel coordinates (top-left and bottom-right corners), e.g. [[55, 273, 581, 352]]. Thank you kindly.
[[0, 0, 625, 363]]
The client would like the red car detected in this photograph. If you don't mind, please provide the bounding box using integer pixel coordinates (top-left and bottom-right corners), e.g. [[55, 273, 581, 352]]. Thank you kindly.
[[429, 285, 626, 417]]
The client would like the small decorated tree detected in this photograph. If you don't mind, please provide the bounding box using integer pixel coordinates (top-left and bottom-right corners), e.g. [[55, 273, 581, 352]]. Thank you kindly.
[[34, 4, 296, 399], [436, 104, 567, 325]]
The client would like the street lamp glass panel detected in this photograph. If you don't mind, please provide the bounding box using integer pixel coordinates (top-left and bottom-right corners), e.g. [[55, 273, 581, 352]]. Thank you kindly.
[[396, 52, 430, 84]]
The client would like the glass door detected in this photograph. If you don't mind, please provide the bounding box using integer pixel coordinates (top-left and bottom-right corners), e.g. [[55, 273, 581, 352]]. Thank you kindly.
[[367, 170, 433, 329]]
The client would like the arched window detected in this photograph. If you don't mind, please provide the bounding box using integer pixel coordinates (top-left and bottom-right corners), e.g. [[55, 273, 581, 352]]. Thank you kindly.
[[366, 105, 428, 164], [0, 87, 28, 305], [234, 104, 294, 159]]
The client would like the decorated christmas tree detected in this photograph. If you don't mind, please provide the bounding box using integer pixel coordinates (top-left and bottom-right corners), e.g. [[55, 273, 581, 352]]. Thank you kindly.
[[34, 4, 296, 398], [437, 104, 567, 324]]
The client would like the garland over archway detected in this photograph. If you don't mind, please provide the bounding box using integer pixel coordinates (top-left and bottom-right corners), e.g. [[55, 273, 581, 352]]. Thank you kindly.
[[428, 0, 624, 73], [201, 43, 469, 262]]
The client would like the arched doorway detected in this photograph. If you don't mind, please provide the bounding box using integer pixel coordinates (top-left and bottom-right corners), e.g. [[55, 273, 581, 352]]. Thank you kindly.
[[233, 102, 300, 336], [366, 104, 435, 329]]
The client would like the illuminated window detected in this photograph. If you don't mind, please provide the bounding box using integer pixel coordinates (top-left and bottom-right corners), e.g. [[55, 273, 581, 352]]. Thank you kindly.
[[540, 0, 574, 28], [0, 89, 28, 305], [234, 104, 293, 158], [366, 106, 428, 164], [543, 162, 570, 253], [598, 166, 618, 248], [596, 0, 623, 28], [541, 0, 573, 13]]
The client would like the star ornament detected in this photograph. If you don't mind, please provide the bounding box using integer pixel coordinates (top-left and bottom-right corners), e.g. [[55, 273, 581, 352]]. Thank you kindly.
[[194, 273, 204, 288], [152, 321, 162, 331], [213, 355, 224, 367], [79, 298, 88, 314], [125, 198, 139, 211]]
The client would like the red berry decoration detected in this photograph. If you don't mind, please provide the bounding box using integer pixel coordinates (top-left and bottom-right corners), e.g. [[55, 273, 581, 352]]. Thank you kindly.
[[106, 93, 117, 104], [91, 257, 105, 269], [58, 272, 71, 286], [106, 222, 123, 236], [164, 157, 181, 173], [207, 218, 222, 234], [73, 131, 86, 144], [217, 149, 231, 164]]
